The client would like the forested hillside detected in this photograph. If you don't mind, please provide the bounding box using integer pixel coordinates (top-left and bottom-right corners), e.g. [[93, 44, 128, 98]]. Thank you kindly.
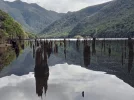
[[0, 9, 28, 70], [0, 10, 27, 41], [70, 0, 134, 38], [40, 3, 109, 37], [40, 0, 134, 38], [0, 0, 64, 33]]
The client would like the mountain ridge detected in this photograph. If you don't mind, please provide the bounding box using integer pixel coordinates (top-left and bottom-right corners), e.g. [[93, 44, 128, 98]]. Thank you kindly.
[[0, 0, 64, 34], [70, 0, 134, 38], [40, 0, 134, 38], [40, 2, 110, 37]]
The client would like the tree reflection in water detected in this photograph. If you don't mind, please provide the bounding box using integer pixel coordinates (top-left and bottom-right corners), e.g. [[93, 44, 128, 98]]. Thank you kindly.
[[128, 38, 133, 73], [54, 42, 58, 54], [83, 44, 91, 67], [76, 38, 80, 52], [11, 40, 20, 58], [64, 39, 67, 59], [5, 38, 133, 98], [108, 45, 111, 57], [34, 41, 49, 98], [33, 44, 35, 58], [92, 38, 96, 55]]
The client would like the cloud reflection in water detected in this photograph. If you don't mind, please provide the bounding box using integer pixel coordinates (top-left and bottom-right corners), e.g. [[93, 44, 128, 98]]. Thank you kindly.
[[0, 63, 134, 100]]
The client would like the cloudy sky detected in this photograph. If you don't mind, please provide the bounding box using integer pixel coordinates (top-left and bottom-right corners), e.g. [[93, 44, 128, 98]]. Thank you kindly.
[[4, 0, 112, 13]]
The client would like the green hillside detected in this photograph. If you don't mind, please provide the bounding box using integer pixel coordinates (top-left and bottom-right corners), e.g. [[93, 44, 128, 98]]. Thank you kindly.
[[0, 10, 27, 40], [0, 0, 64, 34], [70, 0, 134, 38], [40, 3, 109, 38], [40, 0, 134, 38], [0, 9, 27, 70]]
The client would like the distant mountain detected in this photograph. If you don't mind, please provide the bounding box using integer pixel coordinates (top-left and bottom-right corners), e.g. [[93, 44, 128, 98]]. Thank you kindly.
[[40, 0, 134, 38], [40, 3, 109, 37], [70, 0, 134, 38], [0, 0, 64, 33]]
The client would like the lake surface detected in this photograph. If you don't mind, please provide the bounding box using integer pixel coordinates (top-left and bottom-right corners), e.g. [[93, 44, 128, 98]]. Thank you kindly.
[[0, 38, 134, 100]]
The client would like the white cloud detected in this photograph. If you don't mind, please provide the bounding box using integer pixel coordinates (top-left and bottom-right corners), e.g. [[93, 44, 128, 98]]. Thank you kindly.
[[0, 63, 134, 100], [4, 0, 112, 13]]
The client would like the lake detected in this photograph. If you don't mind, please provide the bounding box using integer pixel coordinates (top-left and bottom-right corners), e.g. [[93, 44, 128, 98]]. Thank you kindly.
[[0, 38, 134, 100]]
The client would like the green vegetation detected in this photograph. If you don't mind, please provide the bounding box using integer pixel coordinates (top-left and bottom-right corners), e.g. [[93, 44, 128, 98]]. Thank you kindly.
[[40, 3, 108, 37], [26, 32, 36, 39], [1, 0, 133, 38], [0, 47, 16, 71], [40, 0, 134, 38], [0, 0, 64, 33], [0, 29, 8, 43], [40, 32, 69, 38], [0, 10, 27, 40], [70, 0, 134, 37], [0, 9, 30, 71], [74, 35, 84, 39]]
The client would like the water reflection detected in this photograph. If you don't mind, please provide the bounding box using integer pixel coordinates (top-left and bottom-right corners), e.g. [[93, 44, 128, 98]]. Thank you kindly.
[[11, 40, 20, 57], [128, 38, 133, 73], [83, 45, 91, 67], [47, 41, 53, 58], [1, 63, 134, 100], [34, 41, 49, 97], [108, 44, 111, 57], [82, 91, 84, 97], [33, 45, 35, 58], [64, 39, 67, 59], [0, 39, 26, 71], [76, 38, 80, 52], [1, 38, 134, 98], [92, 38, 96, 55], [54, 42, 58, 54]]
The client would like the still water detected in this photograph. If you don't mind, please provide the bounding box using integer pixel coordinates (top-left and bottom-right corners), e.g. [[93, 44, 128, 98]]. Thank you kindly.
[[0, 38, 134, 100]]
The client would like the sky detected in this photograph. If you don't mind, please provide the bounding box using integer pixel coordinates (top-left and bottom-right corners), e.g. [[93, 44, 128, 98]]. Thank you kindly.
[[4, 0, 112, 13]]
